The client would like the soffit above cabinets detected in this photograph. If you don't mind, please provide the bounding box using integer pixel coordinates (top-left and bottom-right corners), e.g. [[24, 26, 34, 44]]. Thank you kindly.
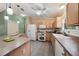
[[0, 3, 6, 12], [0, 3, 66, 18]]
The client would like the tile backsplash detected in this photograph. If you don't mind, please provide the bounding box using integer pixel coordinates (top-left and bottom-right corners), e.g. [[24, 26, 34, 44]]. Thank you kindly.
[[64, 23, 79, 37], [64, 29, 79, 37]]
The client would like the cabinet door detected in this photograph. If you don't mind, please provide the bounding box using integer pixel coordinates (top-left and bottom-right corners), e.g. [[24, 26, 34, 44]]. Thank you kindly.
[[67, 3, 79, 25], [7, 20, 19, 35], [51, 35, 55, 55], [6, 42, 31, 56], [46, 33, 51, 42], [55, 39, 64, 56]]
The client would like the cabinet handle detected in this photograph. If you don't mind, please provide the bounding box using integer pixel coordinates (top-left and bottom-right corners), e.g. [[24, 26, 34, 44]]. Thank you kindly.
[[62, 51, 65, 56], [23, 48, 26, 55], [62, 53, 65, 56]]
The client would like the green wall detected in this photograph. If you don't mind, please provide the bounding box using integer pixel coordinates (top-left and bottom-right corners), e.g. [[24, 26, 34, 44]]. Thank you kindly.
[[0, 10, 28, 36], [0, 11, 7, 36], [18, 16, 25, 33], [9, 14, 28, 34], [64, 23, 76, 29]]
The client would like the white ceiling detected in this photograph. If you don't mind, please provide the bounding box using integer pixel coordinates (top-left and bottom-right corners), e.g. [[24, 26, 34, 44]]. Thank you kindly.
[[0, 3, 6, 12], [0, 3, 66, 18]]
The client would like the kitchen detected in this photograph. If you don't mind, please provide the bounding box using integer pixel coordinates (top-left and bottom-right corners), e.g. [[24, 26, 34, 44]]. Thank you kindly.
[[0, 3, 79, 56]]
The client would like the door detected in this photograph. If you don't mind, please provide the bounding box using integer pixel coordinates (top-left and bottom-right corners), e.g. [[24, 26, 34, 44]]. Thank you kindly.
[[27, 24, 37, 40], [7, 20, 19, 35]]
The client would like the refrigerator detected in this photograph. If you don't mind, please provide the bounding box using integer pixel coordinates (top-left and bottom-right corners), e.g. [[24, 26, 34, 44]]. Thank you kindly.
[[27, 24, 37, 40]]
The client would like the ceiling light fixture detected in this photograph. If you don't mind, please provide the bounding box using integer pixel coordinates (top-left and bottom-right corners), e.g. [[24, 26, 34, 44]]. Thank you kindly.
[[7, 3, 13, 15], [59, 5, 65, 9], [4, 3, 9, 20], [17, 21, 20, 24], [31, 3, 47, 16], [21, 14, 26, 17], [4, 16, 9, 20], [36, 11, 41, 15], [17, 5, 20, 7], [20, 8, 24, 11]]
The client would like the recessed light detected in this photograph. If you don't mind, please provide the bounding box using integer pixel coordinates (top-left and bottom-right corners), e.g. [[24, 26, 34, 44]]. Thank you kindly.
[[21, 14, 26, 17], [17, 5, 20, 7], [4, 16, 9, 20], [59, 5, 65, 9], [17, 21, 20, 24], [36, 11, 41, 15], [20, 8, 24, 11]]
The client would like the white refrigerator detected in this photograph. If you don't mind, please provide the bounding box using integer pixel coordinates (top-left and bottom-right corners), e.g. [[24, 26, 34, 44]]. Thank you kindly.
[[27, 24, 37, 40]]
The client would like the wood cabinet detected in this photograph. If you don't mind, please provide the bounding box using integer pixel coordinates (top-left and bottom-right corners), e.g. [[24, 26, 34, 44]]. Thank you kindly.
[[29, 17, 56, 42], [6, 42, 31, 56], [51, 34, 71, 56], [66, 3, 79, 25], [46, 33, 51, 42], [56, 14, 65, 28], [51, 34, 55, 55], [54, 39, 71, 56], [29, 17, 56, 28], [55, 39, 64, 56]]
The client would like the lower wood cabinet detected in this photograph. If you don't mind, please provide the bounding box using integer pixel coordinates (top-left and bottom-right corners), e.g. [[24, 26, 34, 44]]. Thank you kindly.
[[46, 33, 52, 42], [51, 34, 55, 55], [6, 42, 31, 56], [55, 39, 64, 56], [51, 35, 71, 56]]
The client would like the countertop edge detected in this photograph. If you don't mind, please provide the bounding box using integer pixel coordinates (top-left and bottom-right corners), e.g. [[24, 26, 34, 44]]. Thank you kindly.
[[52, 33, 79, 56], [4, 40, 30, 56], [0, 36, 30, 56]]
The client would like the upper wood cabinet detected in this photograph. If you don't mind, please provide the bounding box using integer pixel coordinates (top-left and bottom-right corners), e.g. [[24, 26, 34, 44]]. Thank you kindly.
[[66, 3, 79, 25], [56, 14, 65, 28]]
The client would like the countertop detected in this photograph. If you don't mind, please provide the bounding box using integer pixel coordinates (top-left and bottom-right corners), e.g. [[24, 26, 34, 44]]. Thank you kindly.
[[53, 33, 79, 56], [0, 35, 30, 56]]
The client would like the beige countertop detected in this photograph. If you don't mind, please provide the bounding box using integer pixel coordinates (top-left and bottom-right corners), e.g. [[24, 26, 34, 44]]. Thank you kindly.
[[0, 35, 30, 56], [53, 33, 79, 56]]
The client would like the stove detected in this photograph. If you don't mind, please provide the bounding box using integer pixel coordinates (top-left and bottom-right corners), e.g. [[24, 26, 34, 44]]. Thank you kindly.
[[38, 25, 46, 41]]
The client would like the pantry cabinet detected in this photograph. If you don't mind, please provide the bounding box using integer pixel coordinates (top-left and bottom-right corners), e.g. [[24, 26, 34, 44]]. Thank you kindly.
[[66, 3, 79, 25]]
